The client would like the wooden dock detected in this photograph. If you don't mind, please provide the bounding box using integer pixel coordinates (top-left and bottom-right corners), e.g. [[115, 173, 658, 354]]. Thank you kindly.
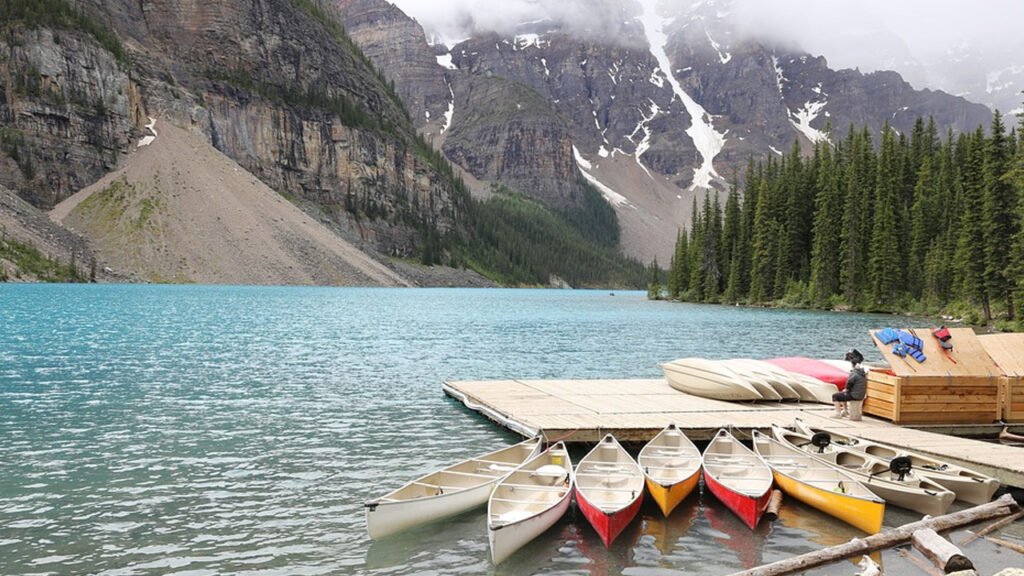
[[443, 378, 1024, 488]]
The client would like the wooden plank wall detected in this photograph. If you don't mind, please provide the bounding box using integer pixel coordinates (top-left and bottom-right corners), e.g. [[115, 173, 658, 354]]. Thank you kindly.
[[864, 372, 1000, 424], [978, 333, 1024, 422]]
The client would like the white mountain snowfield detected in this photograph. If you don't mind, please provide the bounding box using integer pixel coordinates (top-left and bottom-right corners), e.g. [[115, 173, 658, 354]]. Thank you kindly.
[[637, 0, 727, 191]]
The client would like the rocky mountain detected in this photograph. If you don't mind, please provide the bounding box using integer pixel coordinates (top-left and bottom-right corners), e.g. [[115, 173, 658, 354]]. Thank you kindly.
[[336, 0, 993, 263], [50, 121, 414, 285], [1, 0, 478, 284]]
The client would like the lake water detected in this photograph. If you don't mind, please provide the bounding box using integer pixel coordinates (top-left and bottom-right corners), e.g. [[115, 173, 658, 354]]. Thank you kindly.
[[1, 285, 1018, 575]]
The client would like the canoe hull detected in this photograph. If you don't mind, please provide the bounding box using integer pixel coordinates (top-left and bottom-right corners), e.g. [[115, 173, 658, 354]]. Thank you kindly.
[[489, 491, 571, 564], [645, 470, 700, 517], [795, 421, 999, 505], [488, 442, 574, 564], [773, 426, 955, 517], [771, 470, 884, 534], [365, 437, 542, 539], [366, 482, 493, 540], [575, 486, 643, 547], [703, 469, 771, 530], [662, 358, 762, 401], [638, 423, 702, 517]]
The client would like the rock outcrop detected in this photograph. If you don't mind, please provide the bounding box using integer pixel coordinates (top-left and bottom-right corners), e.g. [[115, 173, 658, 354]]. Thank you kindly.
[[333, 0, 993, 263], [2, 0, 468, 264]]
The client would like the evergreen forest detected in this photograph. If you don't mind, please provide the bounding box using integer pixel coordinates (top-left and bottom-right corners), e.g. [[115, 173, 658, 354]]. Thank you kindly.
[[657, 113, 1024, 329]]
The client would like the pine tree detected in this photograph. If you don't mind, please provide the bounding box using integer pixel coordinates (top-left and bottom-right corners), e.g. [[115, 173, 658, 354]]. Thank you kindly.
[[1008, 115, 1024, 320], [702, 194, 723, 301], [955, 128, 990, 320], [809, 140, 842, 306], [749, 177, 775, 303], [647, 257, 662, 299], [982, 111, 1016, 319], [908, 153, 936, 298], [867, 124, 903, 310]]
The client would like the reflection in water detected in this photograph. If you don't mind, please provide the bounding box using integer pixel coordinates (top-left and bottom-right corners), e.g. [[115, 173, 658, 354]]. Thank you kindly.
[[364, 508, 489, 570], [774, 498, 883, 571], [701, 494, 772, 571]]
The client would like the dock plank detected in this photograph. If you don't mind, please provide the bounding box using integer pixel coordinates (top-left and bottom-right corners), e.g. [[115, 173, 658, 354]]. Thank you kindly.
[[443, 378, 1024, 488]]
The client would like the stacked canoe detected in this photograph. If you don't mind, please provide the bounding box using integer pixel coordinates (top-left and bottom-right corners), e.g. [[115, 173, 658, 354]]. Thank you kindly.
[[661, 357, 843, 404]]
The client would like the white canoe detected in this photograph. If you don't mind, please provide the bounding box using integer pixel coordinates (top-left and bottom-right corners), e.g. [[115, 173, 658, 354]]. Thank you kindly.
[[771, 425, 955, 516], [720, 359, 785, 401], [725, 359, 801, 401], [365, 436, 542, 539], [753, 360, 840, 404], [793, 419, 999, 505], [662, 358, 763, 401], [488, 442, 573, 564]]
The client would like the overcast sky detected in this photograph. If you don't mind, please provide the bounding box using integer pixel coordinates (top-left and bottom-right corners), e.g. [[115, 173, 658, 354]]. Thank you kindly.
[[388, 0, 1024, 104]]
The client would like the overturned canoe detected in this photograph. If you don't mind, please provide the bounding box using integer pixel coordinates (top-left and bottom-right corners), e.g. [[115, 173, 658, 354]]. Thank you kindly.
[[765, 357, 850, 389], [662, 358, 763, 401]]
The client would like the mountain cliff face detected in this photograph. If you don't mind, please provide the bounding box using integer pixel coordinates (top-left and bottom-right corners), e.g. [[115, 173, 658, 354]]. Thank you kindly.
[[2, 0, 466, 264], [1, 26, 142, 208], [334, 0, 992, 263]]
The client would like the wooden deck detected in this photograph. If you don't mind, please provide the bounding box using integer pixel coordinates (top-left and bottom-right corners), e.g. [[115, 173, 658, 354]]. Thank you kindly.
[[443, 378, 1024, 488]]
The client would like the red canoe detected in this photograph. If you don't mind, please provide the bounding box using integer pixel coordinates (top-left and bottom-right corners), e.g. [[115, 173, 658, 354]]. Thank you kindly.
[[701, 429, 773, 530], [764, 357, 848, 390], [574, 434, 645, 547]]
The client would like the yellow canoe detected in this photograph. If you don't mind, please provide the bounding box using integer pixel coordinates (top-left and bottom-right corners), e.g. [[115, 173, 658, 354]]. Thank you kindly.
[[638, 424, 702, 516], [752, 430, 885, 534]]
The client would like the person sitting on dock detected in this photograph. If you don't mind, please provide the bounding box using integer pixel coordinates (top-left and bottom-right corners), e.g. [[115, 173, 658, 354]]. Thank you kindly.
[[832, 349, 867, 419]]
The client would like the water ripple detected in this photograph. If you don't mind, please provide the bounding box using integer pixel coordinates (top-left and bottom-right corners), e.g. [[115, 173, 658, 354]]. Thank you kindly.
[[2, 285, 1013, 575]]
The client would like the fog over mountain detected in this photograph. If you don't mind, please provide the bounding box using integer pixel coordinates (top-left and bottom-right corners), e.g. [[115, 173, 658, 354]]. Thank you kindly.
[[389, 0, 1024, 114]]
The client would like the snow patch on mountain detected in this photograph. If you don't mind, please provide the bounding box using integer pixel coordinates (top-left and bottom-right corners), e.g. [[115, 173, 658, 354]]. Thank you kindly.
[[574, 146, 634, 208], [789, 100, 829, 144], [436, 53, 457, 70], [514, 33, 549, 50], [628, 99, 660, 179], [772, 55, 786, 100], [705, 28, 731, 64], [637, 0, 726, 190], [441, 78, 455, 134]]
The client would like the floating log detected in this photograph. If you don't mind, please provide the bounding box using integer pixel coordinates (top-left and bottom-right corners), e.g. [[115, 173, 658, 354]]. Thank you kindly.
[[958, 509, 1024, 545], [727, 494, 1019, 576], [764, 489, 784, 522], [912, 528, 974, 573], [983, 534, 1024, 555], [897, 548, 943, 576], [1000, 426, 1024, 444]]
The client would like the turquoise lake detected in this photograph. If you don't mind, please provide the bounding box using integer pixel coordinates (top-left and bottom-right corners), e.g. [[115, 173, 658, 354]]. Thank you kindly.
[[1, 285, 1018, 575]]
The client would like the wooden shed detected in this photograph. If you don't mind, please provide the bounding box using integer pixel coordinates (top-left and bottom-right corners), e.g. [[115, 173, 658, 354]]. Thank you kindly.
[[977, 333, 1024, 423], [863, 327, 1002, 424]]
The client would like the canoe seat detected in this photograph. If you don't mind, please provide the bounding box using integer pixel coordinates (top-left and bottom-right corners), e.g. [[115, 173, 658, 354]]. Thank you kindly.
[[592, 464, 624, 472], [480, 463, 516, 473], [497, 510, 534, 524], [655, 449, 688, 456], [534, 464, 567, 477]]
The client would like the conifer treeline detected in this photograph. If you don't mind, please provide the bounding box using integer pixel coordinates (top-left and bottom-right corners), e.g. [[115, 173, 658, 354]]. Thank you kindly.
[[661, 113, 1024, 324]]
